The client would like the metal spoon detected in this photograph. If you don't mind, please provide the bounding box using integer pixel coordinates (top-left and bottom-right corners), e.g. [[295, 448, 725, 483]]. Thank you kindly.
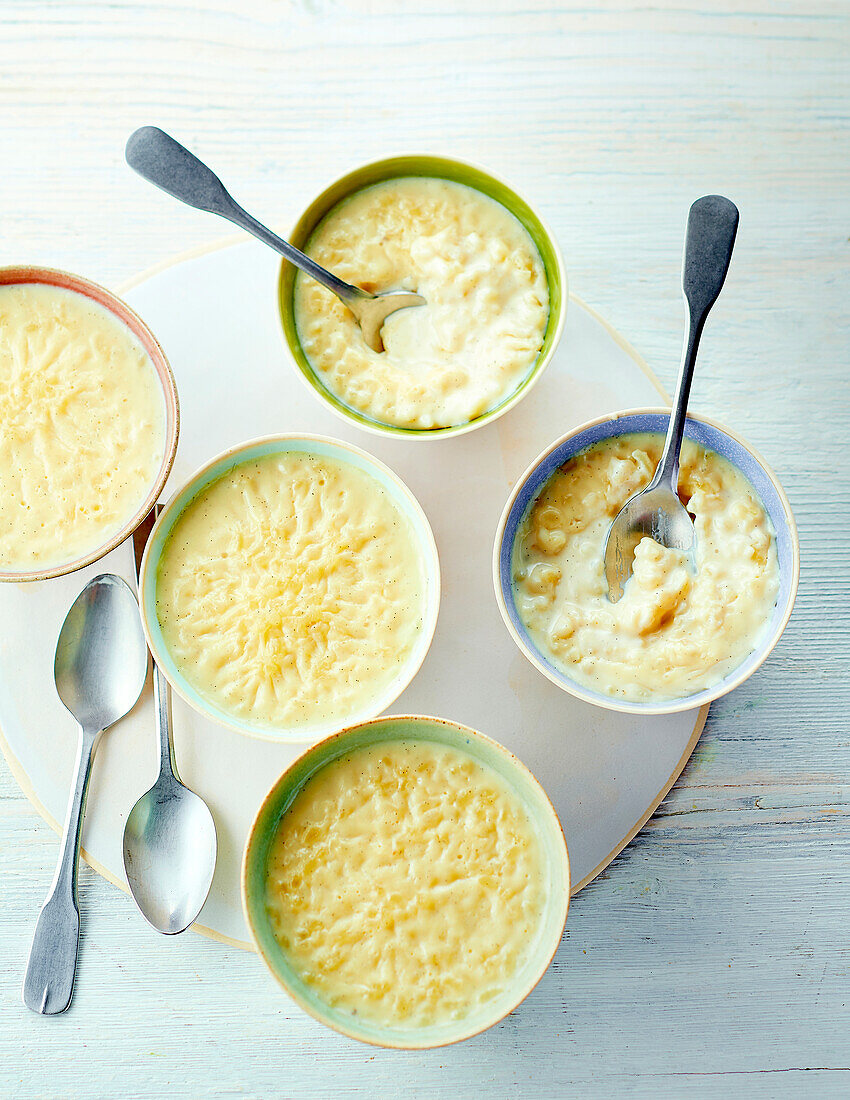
[[23, 574, 148, 1015], [121, 657, 217, 935], [603, 195, 739, 602], [122, 511, 217, 934], [125, 126, 425, 353]]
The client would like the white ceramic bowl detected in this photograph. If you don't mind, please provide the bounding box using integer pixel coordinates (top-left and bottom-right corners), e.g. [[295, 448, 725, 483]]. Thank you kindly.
[[494, 409, 800, 715], [139, 434, 440, 742]]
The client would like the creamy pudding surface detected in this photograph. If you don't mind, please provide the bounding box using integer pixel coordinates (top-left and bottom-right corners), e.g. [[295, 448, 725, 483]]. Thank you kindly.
[[265, 739, 548, 1029], [513, 432, 780, 701], [294, 176, 549, 429], [155, 451, 427, 733], [0, 282, 166, 571]]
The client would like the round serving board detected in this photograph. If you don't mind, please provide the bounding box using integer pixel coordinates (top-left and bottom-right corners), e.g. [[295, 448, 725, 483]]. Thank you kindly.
[[0, 239, 706, 949]]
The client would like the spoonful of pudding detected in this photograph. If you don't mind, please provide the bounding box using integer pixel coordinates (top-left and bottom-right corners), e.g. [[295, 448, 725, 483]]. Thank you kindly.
[[604, 194, 739, 602], [125, 126, 425, 353]]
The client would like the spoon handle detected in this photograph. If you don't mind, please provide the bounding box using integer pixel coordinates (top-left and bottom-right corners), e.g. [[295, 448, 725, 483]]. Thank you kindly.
[[653, 195, 739, 491], [22, 725, 97, 1014], [153, 659, 178, 782], [125, 126, 361, 306]]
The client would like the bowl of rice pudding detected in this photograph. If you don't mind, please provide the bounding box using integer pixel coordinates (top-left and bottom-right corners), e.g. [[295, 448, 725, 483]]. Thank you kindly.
[[494, 409, 799, 714], [242, 715, 570, 1048], [0, 266, 178, 581], [138, 434, 439, 741], [279, 156, 566, 438]]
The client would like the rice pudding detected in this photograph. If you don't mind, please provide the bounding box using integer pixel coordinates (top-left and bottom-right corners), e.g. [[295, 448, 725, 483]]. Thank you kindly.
[[154, 449, 429, 733], [512, 432, 780, 701], [0, 282, 166, 572], [294, 176, 549, 430]]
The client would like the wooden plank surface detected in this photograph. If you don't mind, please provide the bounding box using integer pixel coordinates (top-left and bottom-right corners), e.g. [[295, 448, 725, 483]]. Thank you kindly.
[[0, 2, 848, 1096]]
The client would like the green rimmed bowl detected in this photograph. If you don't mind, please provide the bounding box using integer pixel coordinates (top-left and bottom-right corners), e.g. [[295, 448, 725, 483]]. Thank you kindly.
[[278, 155, 567, 440], [242, 714, 570, 1048], [138, 435, 440, 743]]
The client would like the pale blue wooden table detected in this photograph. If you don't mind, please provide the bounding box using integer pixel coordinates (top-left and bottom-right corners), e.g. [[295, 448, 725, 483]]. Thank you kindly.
[[0, 3, 847, 1096]]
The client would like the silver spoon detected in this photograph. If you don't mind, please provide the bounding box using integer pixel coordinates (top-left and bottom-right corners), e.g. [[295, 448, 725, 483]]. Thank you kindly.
[[125, 126, 425, 353], [122, 511, 217, 935], [121, 657, 217, 935], [604, 195, 739, 602], [23, 574, 148, 1015]]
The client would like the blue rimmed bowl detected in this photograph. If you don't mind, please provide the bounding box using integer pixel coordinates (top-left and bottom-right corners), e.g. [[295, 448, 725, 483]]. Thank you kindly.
[[139, 434, 440, 743], [493, 409, 800, 716], [242, 714, 570, 1049]]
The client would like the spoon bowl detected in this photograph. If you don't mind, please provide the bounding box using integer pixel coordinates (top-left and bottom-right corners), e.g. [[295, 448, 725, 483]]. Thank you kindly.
[[123, 773, 217, 935], [604, 486, 696, 603], [347, 289, 427, 354], [54, 575, 150, 731], [24, 574, 148, 1015]]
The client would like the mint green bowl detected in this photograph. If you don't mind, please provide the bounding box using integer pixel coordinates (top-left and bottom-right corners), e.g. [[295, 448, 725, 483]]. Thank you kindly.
[[278, 155, 567, 440], [138, 435, 440, 743], [242, 714, 570, 1049]]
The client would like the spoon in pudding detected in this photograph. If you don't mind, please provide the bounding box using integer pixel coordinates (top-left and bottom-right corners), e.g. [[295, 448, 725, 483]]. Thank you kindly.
[[604, 194, 739, 602], [125, 126, 425, 353]]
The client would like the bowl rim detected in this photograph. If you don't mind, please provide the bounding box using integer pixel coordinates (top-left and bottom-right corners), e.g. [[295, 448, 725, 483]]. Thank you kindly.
[[138, 432, 441, 743], [277, 152, 568, 440], [0, 264, 180, 583], [493, 406, 801, 716], [241, 712, 571, 1049]]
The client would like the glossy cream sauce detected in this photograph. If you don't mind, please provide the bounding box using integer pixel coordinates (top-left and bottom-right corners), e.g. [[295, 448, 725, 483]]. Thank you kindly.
[[265, 739, 548, 1029], [294, 177, 549, 430], [0, 283, 165, 571], [513, 433, 780, 701], [155, 451, 427, 733]]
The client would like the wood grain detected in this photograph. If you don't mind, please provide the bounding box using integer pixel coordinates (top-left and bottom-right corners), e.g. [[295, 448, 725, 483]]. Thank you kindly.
[[0, 1, 848, 1096]]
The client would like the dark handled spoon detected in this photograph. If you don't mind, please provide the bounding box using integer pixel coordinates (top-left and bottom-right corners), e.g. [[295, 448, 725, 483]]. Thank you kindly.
[[604, 195, 739, 602], [125, 126, 424, 353]]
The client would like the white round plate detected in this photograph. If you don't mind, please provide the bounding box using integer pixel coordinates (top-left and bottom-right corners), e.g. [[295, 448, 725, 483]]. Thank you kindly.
[[0, 239, 706, 949]]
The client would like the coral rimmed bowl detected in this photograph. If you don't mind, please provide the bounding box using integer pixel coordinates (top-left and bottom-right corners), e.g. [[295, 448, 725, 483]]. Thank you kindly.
[[278, 154, 567, 439], [138, 435, 440, 743], [0, 265, 179, 582], [242, 714, 570, 1048], [494, 409, 800, 716]]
